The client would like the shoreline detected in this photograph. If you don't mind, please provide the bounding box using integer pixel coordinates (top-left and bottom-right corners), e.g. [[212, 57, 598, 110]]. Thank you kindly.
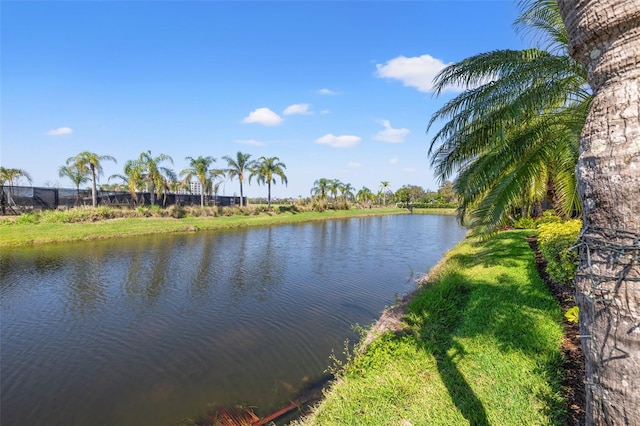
[[0, 207, 456, 247]]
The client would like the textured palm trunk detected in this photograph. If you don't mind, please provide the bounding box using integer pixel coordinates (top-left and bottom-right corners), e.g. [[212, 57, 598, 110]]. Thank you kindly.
[[558, 1, 640, 424], [90, 166, 98, 207]]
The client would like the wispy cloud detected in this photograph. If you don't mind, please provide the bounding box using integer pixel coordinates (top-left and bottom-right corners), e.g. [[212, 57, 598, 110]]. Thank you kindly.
[[347, 161, 362, 168], [236, 139, 265, 146], [374, 120, 410, 143], [403, 167, 417, 172], [376, 54, 461, 93], [242, 107, 283, 126], [315, 134, 361, 148], [46, 127, 73, 136], [317, 88, 341, 96], [319, 109, 331, 115], [283, 103, 311, 116], [389, 158, 399, 164]]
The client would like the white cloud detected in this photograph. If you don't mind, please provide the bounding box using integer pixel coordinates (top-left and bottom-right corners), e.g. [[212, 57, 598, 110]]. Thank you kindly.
[[376, 54, 461, 93], [315, 134, 361, 148], [236, 139, 265, 146], [389, 158, 399, 164], [320, 109, 331, 115], [403, 167, 417, 173], [374, 120, 410, 143], [283, 103, 312, 115], [347, 161, 362, 168], [46, 127, 73, 136], [242, 107, 283, 126], [318, 88, 341, 95]]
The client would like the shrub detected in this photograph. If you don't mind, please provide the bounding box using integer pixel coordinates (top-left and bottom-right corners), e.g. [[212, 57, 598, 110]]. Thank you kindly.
[[536, 210, 563, 225], [514, 217, 536, 229], [15, 212, 39, 224], [537, 219, 582, 284]]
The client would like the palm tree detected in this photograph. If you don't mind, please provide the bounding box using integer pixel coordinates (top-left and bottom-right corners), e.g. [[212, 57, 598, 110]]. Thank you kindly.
[[58, 164, 90, 205], [328, 179, 341, 202], [558, 1, 640, 423], [379, 181, 391, 206], [339, 182, 355, 203], [222, 152, 255, 207], [427, 0, 588, 233], [66, 151, 117, 207], [0, 167, 32, 214], [249, 156, 287, 208], [180, 156, 216, 207], [124, 151, 174, 205], [356, 186, 375, 207], [311, 178, 330, 199]]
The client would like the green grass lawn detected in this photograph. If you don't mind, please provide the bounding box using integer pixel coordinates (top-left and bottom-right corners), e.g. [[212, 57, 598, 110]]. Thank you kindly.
[[0, 207, 455, 247], [299, 230, 566, 425]]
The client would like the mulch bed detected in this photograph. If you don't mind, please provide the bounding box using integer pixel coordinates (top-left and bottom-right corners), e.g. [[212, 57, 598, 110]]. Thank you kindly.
[[526, 236, 585, 426]]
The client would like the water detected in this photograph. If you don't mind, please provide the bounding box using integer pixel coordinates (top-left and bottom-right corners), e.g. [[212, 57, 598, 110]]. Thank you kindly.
[[0, 214, 466, 425]]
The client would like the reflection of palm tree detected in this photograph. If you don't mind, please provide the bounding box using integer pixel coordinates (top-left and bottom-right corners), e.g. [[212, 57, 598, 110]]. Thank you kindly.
[[427, 0, 587, 232], [249, 156, 287, 208], [66, 152, 117, 207], [222, 152, 255, 207], [180, 156, 216, 207], [59, 164, 90, 205], [0, 167, 32, 214]]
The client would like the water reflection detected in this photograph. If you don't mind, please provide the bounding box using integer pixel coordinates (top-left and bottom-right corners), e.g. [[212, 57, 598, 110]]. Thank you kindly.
[[1, 215, 467, 425]]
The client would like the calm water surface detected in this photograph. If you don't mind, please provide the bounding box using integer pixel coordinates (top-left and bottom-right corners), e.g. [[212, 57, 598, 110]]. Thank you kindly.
[[0, 214, 466, 425]]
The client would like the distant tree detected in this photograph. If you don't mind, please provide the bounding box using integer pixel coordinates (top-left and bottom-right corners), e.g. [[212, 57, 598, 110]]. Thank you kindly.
[[124, 151, 174, 205], [0, 167, 32, 214], [356, 186, 375, 207], [58, 163, 90, 205], [66, 151, 117, 207], [437, 180, 458, 204], [311, 178, 331, 199], [249, 156, 287, 208], [328, 179, 341, 202], [339, 182, 355, 203], [222, 152, 255, 207], [379, 181, 391, 205], [180, 156, 216, 207]]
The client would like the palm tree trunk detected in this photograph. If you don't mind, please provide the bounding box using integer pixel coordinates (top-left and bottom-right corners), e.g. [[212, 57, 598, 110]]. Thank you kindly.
[[267, 182, 272, 208], [90, 167, 98, 207], [239, 181, 244, 207], [558, 1, 640, 424]]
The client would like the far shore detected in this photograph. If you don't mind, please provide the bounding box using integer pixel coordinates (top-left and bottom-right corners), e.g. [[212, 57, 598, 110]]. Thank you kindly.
[[0, 207, 456, 247]]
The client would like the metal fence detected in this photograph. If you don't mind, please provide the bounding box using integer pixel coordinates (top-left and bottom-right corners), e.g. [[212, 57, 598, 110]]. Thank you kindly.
[[0, 186, 246, 214]]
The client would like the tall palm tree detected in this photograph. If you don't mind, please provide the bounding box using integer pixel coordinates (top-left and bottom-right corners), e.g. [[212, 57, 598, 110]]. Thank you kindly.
[[58, 164, 90, 205], [222, 152, 255, 207], [427, 0, 588, 233], [379, 181, 391, 206], [311, 178, 330, 199], [0, 167, 32, 214], [249, 156, 287, 208], [339, 182, 355, 203], [66, 151, 117, 207], [180, 156, 216, 207], [124, 151, 174, 205], [328, 179, 341, 202], [558, 1, 640, 423]]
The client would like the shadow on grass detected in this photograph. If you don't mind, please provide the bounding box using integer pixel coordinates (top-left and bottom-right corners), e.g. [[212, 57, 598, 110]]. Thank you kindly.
[[404, 231, 566, 425]]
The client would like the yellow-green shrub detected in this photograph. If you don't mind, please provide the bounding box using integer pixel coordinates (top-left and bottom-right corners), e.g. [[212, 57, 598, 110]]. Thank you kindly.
[[537, 219, 582, 284]]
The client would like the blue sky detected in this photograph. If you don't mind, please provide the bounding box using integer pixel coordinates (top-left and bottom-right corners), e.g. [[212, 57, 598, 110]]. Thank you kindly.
[[2, 1, 527, 199]]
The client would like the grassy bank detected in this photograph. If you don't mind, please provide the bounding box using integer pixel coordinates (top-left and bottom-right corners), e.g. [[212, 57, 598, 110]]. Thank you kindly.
[[0, 207, 455, 247], [299, 230, 566, 425]]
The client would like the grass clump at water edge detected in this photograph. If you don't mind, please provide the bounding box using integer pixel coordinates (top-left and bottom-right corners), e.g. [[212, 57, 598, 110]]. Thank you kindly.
[[297, 230, 566, 426]]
